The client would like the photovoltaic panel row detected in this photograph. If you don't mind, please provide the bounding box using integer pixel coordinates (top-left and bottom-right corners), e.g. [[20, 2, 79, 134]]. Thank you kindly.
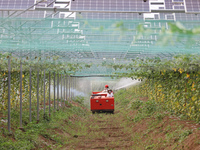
[[164, 0, 184, 10], [0, 0, 35, 10], [165, 0, 174, 9], [185, 0, 200, 13], [17, 11, 46, 18], [70, 0, 150, 12], [175, 13, 200, 21], [158, 13, 200, 21], [0, 10, 47, 18], [76, 12, 144, 20], [35, 0, 54, 8], [0, 11, 62, 19]]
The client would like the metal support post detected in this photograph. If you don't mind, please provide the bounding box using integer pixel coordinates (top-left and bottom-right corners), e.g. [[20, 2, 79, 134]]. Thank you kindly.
[[7, 58, 11, 133], [49, 71, 51, 117], [29, 67, 32, 122], [61, 74, 62, 107], [57, 73, 59, 110], [74, 77, 76, 97], [43, 70, 46, 116], [20, 61, 23, 128], [66, 75, 68, 101], [64, 75, 65, 107], [71, 77, 73, 100], [72, 77, 73, 100], [75, 77, 76, 97], [54, 72, 55, 112], [72, 77, 74, 98], [69, 76, 71, 102], [73, 77, 75, 98], [37, 69, 39, 122]]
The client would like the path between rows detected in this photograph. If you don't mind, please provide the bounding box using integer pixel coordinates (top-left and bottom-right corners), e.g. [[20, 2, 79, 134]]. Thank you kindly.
[[61, 99, 200, 150], [63, 108, 136, 150]]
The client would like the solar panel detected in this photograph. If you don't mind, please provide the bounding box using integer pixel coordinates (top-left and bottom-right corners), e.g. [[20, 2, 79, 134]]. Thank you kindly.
[[185, 0, 200, 13], [70, 0, 150, 13], [149, 0, 185, 11], [18, 11, 46, 18], [76, 12, 144, 20], [166, 0, 184, 10], [156, 12, 200, 21], [0, 10, 45, 18], [35, 0, 55, 8], [165, 0, 177, 9], [172, 0, 184, 2], [175, 13, 200, 21], [0, 0, 35, 10]]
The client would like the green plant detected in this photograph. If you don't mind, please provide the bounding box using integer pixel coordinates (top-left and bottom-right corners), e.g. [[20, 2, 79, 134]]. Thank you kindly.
[[131, 99, 143, 109], [179, 129, 193, 142], [164, 125, 171, 133], [73, 96, 85, 105], [155, 112, 165, 121], [145, 144, 155, 149]]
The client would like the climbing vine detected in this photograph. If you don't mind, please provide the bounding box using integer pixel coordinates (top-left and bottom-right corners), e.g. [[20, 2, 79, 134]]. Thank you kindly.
[[105, 54, 200, 122], [0, 53, 88, 111]]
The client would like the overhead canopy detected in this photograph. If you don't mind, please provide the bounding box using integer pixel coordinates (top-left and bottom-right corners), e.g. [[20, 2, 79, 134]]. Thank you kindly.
[[0, 18, 199, 58], [0, 0, 200, 76]]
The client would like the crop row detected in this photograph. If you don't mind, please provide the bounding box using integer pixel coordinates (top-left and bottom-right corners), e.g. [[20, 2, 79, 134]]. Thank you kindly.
[[109, 54, 200, 122], [136, 71, 200, 122], [0, 53, 83, 132]]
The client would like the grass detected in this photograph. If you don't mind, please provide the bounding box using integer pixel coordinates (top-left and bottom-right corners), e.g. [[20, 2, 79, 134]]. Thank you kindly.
[[131, 98, 143, 109], [113, 86, 196, 150], [1, 86, 198, 149], [0, 96, 89, 150]]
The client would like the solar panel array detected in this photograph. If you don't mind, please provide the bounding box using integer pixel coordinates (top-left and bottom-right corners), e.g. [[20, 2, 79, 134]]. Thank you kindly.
[[70, 0, 200, 14], [35, 0, 54, 8], [0, 0, 35, 10], [18, 11, 46, 18], [185, 0, 200, 13], [76, 12, 144, 20], [175, 13, 200, 21], [0, 0, 199, 67], [164, 0, 184, 10], [70, 0, 150, 12], [165, 0, 174, 9]]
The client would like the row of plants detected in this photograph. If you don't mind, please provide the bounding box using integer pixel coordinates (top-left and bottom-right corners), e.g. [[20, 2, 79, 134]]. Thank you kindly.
[[107, 54, 200, 122], [0, 52, 92, 129], [0, 96, 88, 150], [114, 87, 194, 149]]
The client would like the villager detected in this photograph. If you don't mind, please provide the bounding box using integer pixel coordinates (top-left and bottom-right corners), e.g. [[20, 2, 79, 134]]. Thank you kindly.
[[102, 84, 110, 93], [107, 89, 114, 97]]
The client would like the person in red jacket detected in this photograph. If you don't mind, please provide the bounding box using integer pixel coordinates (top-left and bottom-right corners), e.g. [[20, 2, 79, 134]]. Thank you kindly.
[[102, 84, 110, 93]]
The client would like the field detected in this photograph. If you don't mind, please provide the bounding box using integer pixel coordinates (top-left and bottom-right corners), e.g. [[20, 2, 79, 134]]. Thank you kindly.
[[1, 1, 200, 150], [1, 86, 200, 150]]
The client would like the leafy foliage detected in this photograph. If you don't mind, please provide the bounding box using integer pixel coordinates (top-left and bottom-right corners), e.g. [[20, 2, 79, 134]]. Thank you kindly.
[[111, 54, 200, 122], [0, 100, 88, 150], [0, 52, 91, 111], [131, 99, 143, 109]]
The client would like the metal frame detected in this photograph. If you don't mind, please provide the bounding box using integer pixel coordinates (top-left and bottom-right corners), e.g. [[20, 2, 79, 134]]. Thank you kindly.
[[0, 1, 199, 77]]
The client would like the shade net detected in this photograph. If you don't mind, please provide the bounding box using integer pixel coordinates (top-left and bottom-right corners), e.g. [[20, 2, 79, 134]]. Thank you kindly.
[[0, 17, 199, 76]]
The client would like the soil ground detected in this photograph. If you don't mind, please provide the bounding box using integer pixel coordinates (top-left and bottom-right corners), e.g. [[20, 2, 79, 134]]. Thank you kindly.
[[63, 110, 137, 149], [62, 98, 200, 150], [1, 97, 200, 150]]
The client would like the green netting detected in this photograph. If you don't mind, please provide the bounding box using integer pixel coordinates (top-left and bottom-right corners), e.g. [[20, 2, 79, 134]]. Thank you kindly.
[[0, 18, 200, 75]]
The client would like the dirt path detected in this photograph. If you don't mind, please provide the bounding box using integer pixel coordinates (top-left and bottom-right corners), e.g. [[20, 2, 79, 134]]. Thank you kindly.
[[63, 108, 137, 150], [62, 100, 200, 150]]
